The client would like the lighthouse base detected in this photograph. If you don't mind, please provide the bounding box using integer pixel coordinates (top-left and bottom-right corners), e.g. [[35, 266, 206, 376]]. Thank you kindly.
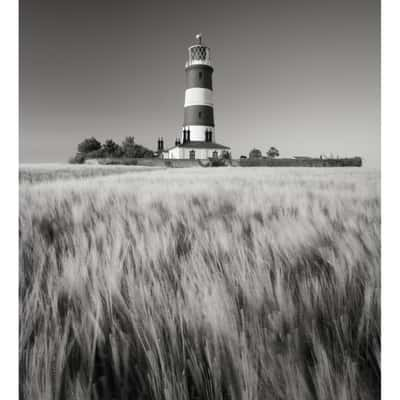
[[164, 142, 230, 160]]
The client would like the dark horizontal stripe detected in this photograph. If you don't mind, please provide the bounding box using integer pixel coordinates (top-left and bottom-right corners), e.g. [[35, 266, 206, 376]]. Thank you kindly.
[[185, 64, 214, 72], [184, 105, 215, 126], [178, 141, 230, 150], [185, 65, 213, 90]]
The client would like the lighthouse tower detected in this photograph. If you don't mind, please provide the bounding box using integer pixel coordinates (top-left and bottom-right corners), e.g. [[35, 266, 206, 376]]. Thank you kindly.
[[182, 33, 215, 144], [166, 34, 230, 160]]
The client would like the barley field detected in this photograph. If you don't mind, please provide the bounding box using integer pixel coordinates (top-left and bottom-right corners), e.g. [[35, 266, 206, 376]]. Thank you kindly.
[[19, 163, 164, 184], [19, 166, 380, 400]]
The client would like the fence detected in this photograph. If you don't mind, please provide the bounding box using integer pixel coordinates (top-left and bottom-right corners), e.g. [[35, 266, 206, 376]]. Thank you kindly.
[[238, 157, 362, 167]]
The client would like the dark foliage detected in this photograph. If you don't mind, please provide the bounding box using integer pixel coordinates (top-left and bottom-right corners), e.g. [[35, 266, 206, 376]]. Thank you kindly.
[[210, 158, 227, 167], [267, 146, 280, 158], [100, 158, 138, 165], [249, 148, 262, 159], [220, 150, 231, 160], [103, 140, 123, 157], [68, 153, 86, 164], [129, 144, 153, 158], [77, 137, 102, 154], [85, 148, 106, 159], [121, 136, 136, 158]]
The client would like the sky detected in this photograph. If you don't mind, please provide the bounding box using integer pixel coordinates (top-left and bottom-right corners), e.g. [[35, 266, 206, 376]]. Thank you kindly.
[[20, 0, 380, 166]]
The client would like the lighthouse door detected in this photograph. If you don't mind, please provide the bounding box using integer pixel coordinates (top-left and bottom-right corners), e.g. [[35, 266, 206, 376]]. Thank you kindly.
[[189, 150, 196, 160]]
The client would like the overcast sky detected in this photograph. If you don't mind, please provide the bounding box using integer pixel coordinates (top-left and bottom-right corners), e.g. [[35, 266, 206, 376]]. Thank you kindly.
[[20, 0, 380, 166]]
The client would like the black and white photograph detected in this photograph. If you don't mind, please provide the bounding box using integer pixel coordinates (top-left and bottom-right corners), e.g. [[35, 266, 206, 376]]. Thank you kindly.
[[7, 0, 390, 398]]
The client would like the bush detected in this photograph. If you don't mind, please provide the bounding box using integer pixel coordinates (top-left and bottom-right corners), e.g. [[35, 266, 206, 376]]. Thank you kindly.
[[85, 148, 106, 159], [77, 137, 101, 154], [68, 153, 86, 164], [221, 150, 231, 160], [210, 158, 227, 167], [122, 158, 138, 165], [122, 136, 136, 157], [103, 139, 123, 157], [131, 144, 153, 158], [267, 146, 280, 158], [74, 137, 153, 160], [249, 148, 262, 159], [99, 158, 138, 165]]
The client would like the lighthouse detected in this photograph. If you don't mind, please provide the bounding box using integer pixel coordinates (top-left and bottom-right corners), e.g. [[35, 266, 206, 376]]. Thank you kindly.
[[165, 34, 230, 160], [183, 33, 215, 145]]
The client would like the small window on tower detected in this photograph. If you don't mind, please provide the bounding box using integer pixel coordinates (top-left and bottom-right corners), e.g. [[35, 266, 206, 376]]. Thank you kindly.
[[198, 111, 202, 118], [199, 72, 203, 79]]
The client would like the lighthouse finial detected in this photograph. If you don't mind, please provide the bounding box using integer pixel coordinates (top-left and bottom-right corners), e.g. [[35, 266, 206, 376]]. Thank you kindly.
[[195, 33, 202, 45]]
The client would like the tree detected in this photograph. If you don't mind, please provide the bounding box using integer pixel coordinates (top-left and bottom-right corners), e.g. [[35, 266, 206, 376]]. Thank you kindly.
[[131, 144, 153, 158], [122, 136, 136, 157], [249, 148, 262, 159], [267, 146, 280, 158], [77, 137, 101, 154], [103, 139, 122, 157]]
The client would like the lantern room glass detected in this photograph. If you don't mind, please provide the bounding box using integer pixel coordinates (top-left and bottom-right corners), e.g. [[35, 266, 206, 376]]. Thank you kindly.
[[186, 45, 211, 67]]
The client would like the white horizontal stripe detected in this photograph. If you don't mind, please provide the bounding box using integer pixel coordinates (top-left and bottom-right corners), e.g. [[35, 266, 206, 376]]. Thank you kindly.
[[184, 88, 213, 107], [185, 60, 212, 68], [181, 125, 214, 142]]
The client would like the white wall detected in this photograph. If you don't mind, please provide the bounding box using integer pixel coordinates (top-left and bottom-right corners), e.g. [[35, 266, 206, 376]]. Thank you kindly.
[[168, 147, 183, 159], [181, 125, 215, 142], [168, 146, 226, 160]]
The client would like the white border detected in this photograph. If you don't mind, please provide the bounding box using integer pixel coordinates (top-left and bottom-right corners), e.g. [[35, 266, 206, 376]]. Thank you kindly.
[[1, 0, 397, 398], [0, 0, 18, 398], [382, 1, 400, 399]]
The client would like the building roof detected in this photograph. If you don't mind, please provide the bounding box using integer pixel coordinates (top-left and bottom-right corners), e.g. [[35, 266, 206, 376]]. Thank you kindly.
[[167, 142, 230, 151]]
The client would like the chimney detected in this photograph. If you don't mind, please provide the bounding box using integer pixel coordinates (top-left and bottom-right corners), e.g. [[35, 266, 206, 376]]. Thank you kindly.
[[157, 137, 164, 152]]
